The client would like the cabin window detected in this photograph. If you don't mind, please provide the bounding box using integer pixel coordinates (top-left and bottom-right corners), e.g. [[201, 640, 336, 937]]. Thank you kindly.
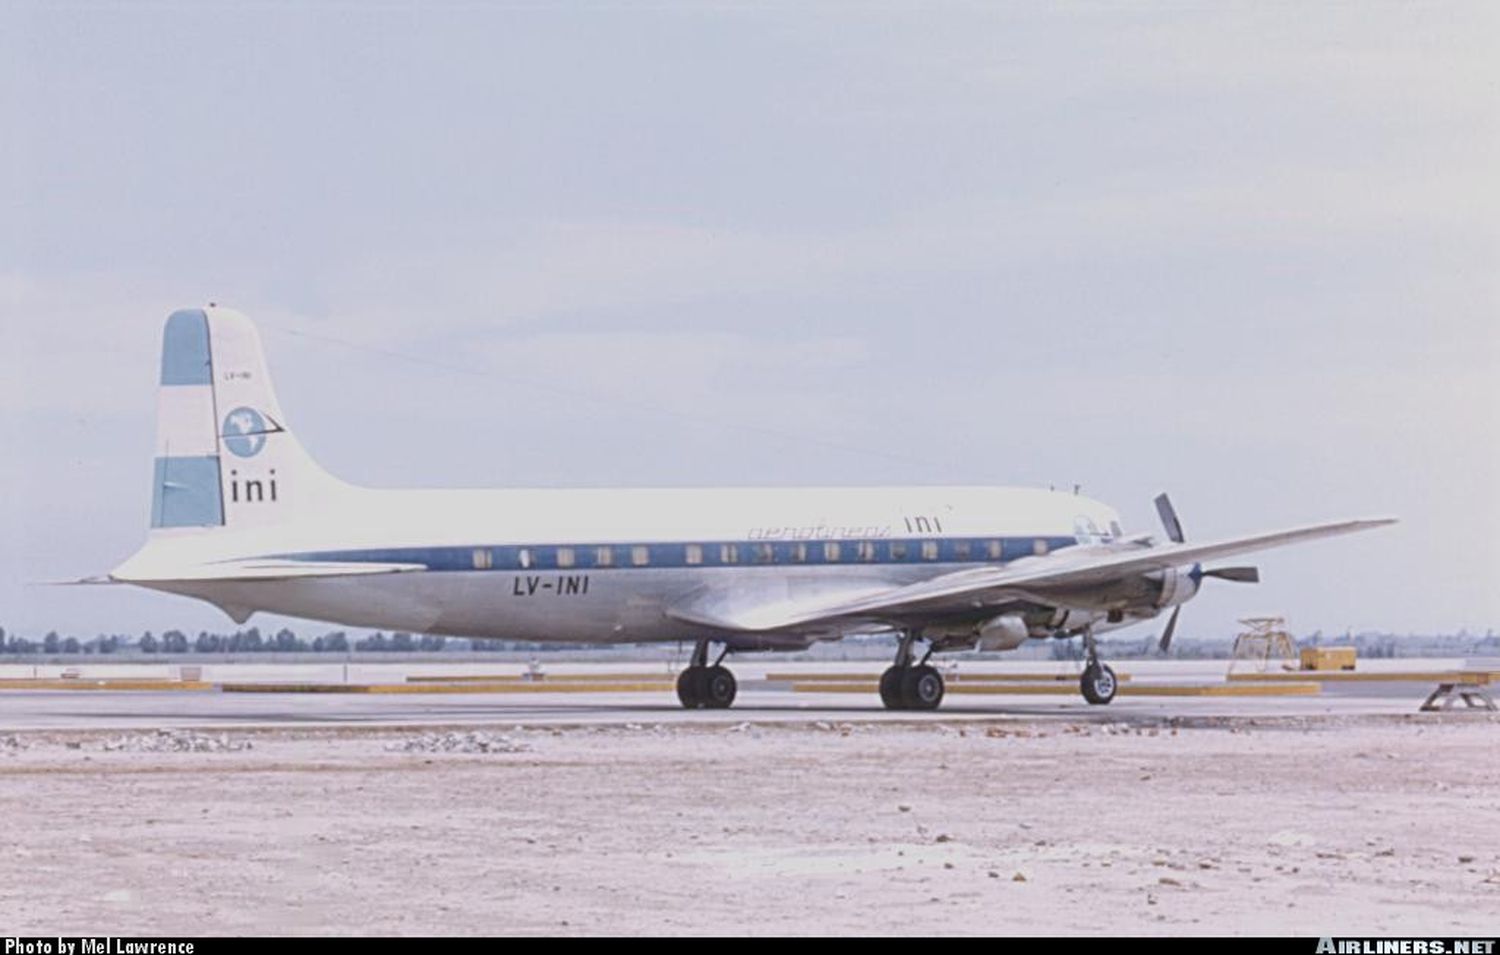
[[987, 540, 1003, 560], [720, 543, 739, 564], [953, 540, 971, 560], [888, 541, 908, 560], [1033, 539, 1049, 556], [472, 549, 492, 570], [791, 542, 808, 563], [518, 548, 533, 569], [631, 545, 650, 566], [556, 547, 575, 569], [595, 546, 614, 567], [921, 540, 939, 560], [856, 541, 877, 561], [823, 541, 841, 562], [685, 544, 704, 565], [1110, 521, 1124, 538], [753, 543, 775, 564]]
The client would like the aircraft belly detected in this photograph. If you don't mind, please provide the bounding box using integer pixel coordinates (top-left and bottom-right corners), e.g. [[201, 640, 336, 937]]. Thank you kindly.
[[149, 576, 446, 634]]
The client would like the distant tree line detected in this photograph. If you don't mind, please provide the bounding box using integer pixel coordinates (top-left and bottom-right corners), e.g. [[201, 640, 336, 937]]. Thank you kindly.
[[0, 625, 462, 655], [9, 622, 1493, 659]]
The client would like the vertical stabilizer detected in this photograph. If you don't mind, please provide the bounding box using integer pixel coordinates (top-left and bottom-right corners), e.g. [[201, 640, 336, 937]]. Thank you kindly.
[[148, 306, 347, 533]]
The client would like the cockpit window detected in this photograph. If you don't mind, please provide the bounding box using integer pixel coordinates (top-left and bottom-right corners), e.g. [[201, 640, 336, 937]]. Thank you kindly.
[[1074, 516, 1105, 545]]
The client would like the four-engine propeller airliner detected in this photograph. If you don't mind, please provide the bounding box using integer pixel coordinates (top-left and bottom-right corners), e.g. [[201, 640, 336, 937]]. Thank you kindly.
[[107, 307, 1395, 710]]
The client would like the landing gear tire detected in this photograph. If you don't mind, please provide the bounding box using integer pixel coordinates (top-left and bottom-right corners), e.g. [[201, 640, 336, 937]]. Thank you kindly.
[[902, 664, 945, 711], [702, 665, 737, 709], [880, 664, 945, 711], [1081, 663, 1118, 705], [676, 667, 706, 709], [879, 666, 905, 709], [677, 664, 737, 709]]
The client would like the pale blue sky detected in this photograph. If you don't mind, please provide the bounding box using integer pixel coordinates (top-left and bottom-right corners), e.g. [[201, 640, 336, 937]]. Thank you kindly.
[[2, 3, 1496, 640]]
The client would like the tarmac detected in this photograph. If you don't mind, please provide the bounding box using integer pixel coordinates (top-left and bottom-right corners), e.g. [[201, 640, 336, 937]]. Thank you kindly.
[[1, 657, 1495, 935], [0, 658, 1484, 730]]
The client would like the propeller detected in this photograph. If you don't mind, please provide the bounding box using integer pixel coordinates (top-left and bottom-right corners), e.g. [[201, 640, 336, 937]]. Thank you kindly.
[[1199, 566, 1260, 583], [1154, 493, 1186, 544], [1152, 493, 1260, 653]]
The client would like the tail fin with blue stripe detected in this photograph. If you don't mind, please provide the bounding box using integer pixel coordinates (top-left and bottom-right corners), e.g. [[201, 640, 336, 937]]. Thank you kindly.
[[149, 306, 347, 532]]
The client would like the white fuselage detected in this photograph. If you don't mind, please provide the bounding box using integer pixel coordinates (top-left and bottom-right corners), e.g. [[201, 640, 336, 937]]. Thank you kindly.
[[115, 484, 1127, 647]]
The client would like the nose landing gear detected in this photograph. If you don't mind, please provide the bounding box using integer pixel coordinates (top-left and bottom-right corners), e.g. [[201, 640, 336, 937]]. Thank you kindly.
[[1079, 627, 1117, 705]]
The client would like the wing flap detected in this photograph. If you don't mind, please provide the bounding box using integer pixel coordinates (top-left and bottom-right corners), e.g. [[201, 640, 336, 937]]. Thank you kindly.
[[666, 578, 896, 632]]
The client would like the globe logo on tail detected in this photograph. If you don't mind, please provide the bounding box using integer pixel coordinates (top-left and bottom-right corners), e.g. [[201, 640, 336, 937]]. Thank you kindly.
[[223, 407, 269, 458]]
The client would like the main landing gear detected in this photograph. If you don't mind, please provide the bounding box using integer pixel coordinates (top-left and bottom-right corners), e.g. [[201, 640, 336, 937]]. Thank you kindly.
[[879, 632, 945, 711], [676, 639, 737, 710], [1079, 627, 1118, 705]]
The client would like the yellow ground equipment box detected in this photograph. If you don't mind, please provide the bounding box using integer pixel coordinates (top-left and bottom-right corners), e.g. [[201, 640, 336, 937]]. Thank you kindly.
[[1300, 646, 1357, 671]]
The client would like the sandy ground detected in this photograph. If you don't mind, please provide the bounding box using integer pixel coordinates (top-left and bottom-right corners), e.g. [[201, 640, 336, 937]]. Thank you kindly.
[[1, 712, 1497, 936]]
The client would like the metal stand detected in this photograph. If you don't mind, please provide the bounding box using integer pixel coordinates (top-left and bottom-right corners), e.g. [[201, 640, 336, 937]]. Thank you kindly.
[[1228, 616, 1298, 674], [1420, 680, 1497, 712]]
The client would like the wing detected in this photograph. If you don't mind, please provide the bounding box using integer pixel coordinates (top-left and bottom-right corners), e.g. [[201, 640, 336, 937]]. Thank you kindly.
[[666, 516, 1396, 633]]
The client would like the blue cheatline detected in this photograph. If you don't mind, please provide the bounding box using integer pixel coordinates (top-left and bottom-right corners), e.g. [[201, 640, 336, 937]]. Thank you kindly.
[[159, 309, 212, 386], [274, 535, 1082, 573]]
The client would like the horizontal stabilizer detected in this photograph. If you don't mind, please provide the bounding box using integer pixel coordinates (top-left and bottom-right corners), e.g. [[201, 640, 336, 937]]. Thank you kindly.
[[113, 559, 427, 583]]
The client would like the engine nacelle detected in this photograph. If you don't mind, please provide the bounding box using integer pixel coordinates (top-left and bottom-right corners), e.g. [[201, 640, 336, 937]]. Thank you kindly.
[[1152, 565, 1201, 609], [975, 613, 1029, 652], [1034, 607, 1103, 636]]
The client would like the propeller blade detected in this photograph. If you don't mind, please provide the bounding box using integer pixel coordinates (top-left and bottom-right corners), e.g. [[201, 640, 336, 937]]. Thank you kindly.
[[1158, 605, 1182, 650], [1154, 493, 1186, 544], [1201, 566, 1260, 583], [1158, 604, 1182, 653]]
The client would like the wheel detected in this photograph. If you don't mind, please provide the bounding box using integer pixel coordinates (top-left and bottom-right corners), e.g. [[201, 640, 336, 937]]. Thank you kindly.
[[676, 667, 705, 709], [702, 665, 737, 709], [879, 666, 906, 710], [901, 664, 945, 711], [1080, 663, 1117, 705]]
